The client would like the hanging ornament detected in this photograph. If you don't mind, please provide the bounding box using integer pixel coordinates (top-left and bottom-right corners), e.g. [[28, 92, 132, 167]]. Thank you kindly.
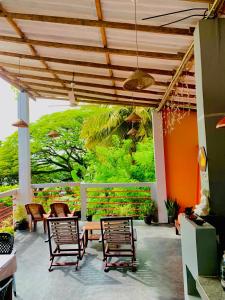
[[127, 127, 138, 136]]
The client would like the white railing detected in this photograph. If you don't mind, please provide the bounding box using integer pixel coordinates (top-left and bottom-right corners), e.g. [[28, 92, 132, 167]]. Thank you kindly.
[[31, 182, 157, 220]]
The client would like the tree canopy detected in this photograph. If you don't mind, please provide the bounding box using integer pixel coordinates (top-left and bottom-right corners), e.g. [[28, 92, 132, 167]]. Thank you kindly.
[[0, 105, 155, 185]]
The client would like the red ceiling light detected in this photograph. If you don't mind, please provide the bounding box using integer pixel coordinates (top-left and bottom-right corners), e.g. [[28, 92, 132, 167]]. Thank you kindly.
[[216, 116, 225, 129]]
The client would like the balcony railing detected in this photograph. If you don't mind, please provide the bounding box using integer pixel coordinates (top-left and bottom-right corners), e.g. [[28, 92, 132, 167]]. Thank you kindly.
[[31, 182, 156, 220], [0, 182, 157, 225]]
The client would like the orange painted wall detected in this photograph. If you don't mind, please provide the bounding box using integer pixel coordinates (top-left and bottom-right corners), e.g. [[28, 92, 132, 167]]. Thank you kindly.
[[163, 111, 200, 210]]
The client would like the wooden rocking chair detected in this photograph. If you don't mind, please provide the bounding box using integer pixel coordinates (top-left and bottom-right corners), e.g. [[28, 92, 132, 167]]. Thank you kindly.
[[100, 216, 136, 272], [47, 217, 85, 271]]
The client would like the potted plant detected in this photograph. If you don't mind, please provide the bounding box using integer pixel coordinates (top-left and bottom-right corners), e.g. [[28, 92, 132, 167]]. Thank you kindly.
[[164, 198, 180, 224], [143, 201, 156, 225], [14, 204, 29, 230]]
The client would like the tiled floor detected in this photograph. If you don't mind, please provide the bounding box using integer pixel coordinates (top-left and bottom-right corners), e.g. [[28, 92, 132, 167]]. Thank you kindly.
[[14, 223, 184, 300]]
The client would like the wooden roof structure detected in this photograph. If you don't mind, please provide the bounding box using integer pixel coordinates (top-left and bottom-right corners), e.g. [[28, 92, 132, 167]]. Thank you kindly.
[[0, 0, 222, 109]]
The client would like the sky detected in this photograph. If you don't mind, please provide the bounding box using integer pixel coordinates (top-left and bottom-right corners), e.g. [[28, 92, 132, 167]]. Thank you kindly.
[[0, 78, 71, 141]]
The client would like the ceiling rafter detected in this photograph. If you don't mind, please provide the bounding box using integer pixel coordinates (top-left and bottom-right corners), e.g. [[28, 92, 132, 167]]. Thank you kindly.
[[95, 0, 117, 99], [0, 50, 194, 77], [0, 12, 193, 36], [0, 66, 35, 99], [0, 3, 66, 91]]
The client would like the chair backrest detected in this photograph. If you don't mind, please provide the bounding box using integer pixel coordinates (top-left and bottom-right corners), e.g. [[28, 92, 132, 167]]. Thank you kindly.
[[100, 216, 134, 249], [47, 217, 79, 246], [50, 203, 71, 217], [0, 233, 14, 254], [25, 203, 46, 220]]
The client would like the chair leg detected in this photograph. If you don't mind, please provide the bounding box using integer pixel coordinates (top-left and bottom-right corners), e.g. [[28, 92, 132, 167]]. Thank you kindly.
[[12, 275, 16, 297], [49, 257, 54, 272], [43, 219, 47, 233]]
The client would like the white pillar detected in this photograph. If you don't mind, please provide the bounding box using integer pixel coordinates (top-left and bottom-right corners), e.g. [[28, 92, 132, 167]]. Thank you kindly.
[[152, 111, 167, 223], [18, 91, 31, 205]]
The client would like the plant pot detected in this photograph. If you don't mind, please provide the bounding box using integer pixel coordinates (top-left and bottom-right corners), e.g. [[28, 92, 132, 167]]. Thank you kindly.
[[144, 215, 153, 225], [86, 215, 93, 222], [74, 210, 81, 219], [15, 220, 29, 231], [168, 216, 175, 224]]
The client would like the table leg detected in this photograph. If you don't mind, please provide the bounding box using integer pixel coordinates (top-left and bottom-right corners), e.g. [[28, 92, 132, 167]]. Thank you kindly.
[[85, 230, 88, 247]]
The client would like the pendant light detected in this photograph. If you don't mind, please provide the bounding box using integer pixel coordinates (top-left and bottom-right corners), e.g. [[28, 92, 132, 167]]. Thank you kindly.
[[123, 0, 155, 91], [127, 127, 138, 136], [48, 130, 60, 138], [12, 119, 28, 128], [12, 59, 29, 128], [125, 111, 141, 123]]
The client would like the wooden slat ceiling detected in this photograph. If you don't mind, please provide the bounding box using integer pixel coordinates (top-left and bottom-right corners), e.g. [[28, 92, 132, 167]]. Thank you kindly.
[[0, 0, 213, 108]]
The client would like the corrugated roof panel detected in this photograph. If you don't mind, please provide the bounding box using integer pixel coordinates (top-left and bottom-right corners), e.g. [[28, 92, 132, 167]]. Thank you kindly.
[[3, 0, 97, 19], [105, 28, 192, 53], [16, 20, 103, 47], [101, 0, 207, 28], [34, 46, 106, 64]]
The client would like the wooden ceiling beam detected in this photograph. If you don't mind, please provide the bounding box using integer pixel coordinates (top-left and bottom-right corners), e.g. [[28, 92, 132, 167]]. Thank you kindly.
[[95, 0, 117, 98], [0, 34, 183, 61], [0, 50, 195, 76], [19, 79, 164, 97], [33, 89, 156, 106], [0, 11, 193, 36], [2, 63, 196, 89]]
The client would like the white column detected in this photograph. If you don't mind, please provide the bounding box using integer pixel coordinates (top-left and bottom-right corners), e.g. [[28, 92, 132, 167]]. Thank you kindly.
[[152, 111, 167, 223], [18, 91, 31, 205]]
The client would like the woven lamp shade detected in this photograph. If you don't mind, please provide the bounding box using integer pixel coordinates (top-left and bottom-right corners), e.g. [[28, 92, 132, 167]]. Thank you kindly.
[[12, 119, 28, 128], [48, 130, 60, 138], [125, 112, 141, 123], [216, 116, 225, 129], [123, 70, 155, 91], [127, 128, 138, 136]]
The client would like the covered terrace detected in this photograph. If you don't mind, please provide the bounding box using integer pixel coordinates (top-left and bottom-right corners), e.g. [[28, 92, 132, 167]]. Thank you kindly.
[[0, 0, 225, 299]]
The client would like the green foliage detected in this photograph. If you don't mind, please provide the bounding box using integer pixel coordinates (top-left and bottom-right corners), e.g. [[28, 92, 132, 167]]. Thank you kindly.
[[14, 204, 27, 222], [0, 185, 17, 207], [164, 198, 180, 217], [0, 217, 14, 235], [142, 201, 156, 216]]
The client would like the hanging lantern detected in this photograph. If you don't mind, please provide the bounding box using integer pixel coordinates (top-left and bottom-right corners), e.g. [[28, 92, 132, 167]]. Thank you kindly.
[[127, 127, 138, 136], [216, 116, 225, 129], [48, 130, 60, 138], [123, 0, 154, 91], [123, 70, 155, 91], [12, 119, 28, 128], [125, 112, 141, 123]]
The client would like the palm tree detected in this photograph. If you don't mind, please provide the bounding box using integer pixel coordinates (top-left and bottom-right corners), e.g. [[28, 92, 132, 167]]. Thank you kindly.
[[81, 105, 152, 150]]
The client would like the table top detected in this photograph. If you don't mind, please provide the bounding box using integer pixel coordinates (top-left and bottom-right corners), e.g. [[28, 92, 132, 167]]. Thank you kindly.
[[83, 221, 101, 231], [0, 254, 17, 282]]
